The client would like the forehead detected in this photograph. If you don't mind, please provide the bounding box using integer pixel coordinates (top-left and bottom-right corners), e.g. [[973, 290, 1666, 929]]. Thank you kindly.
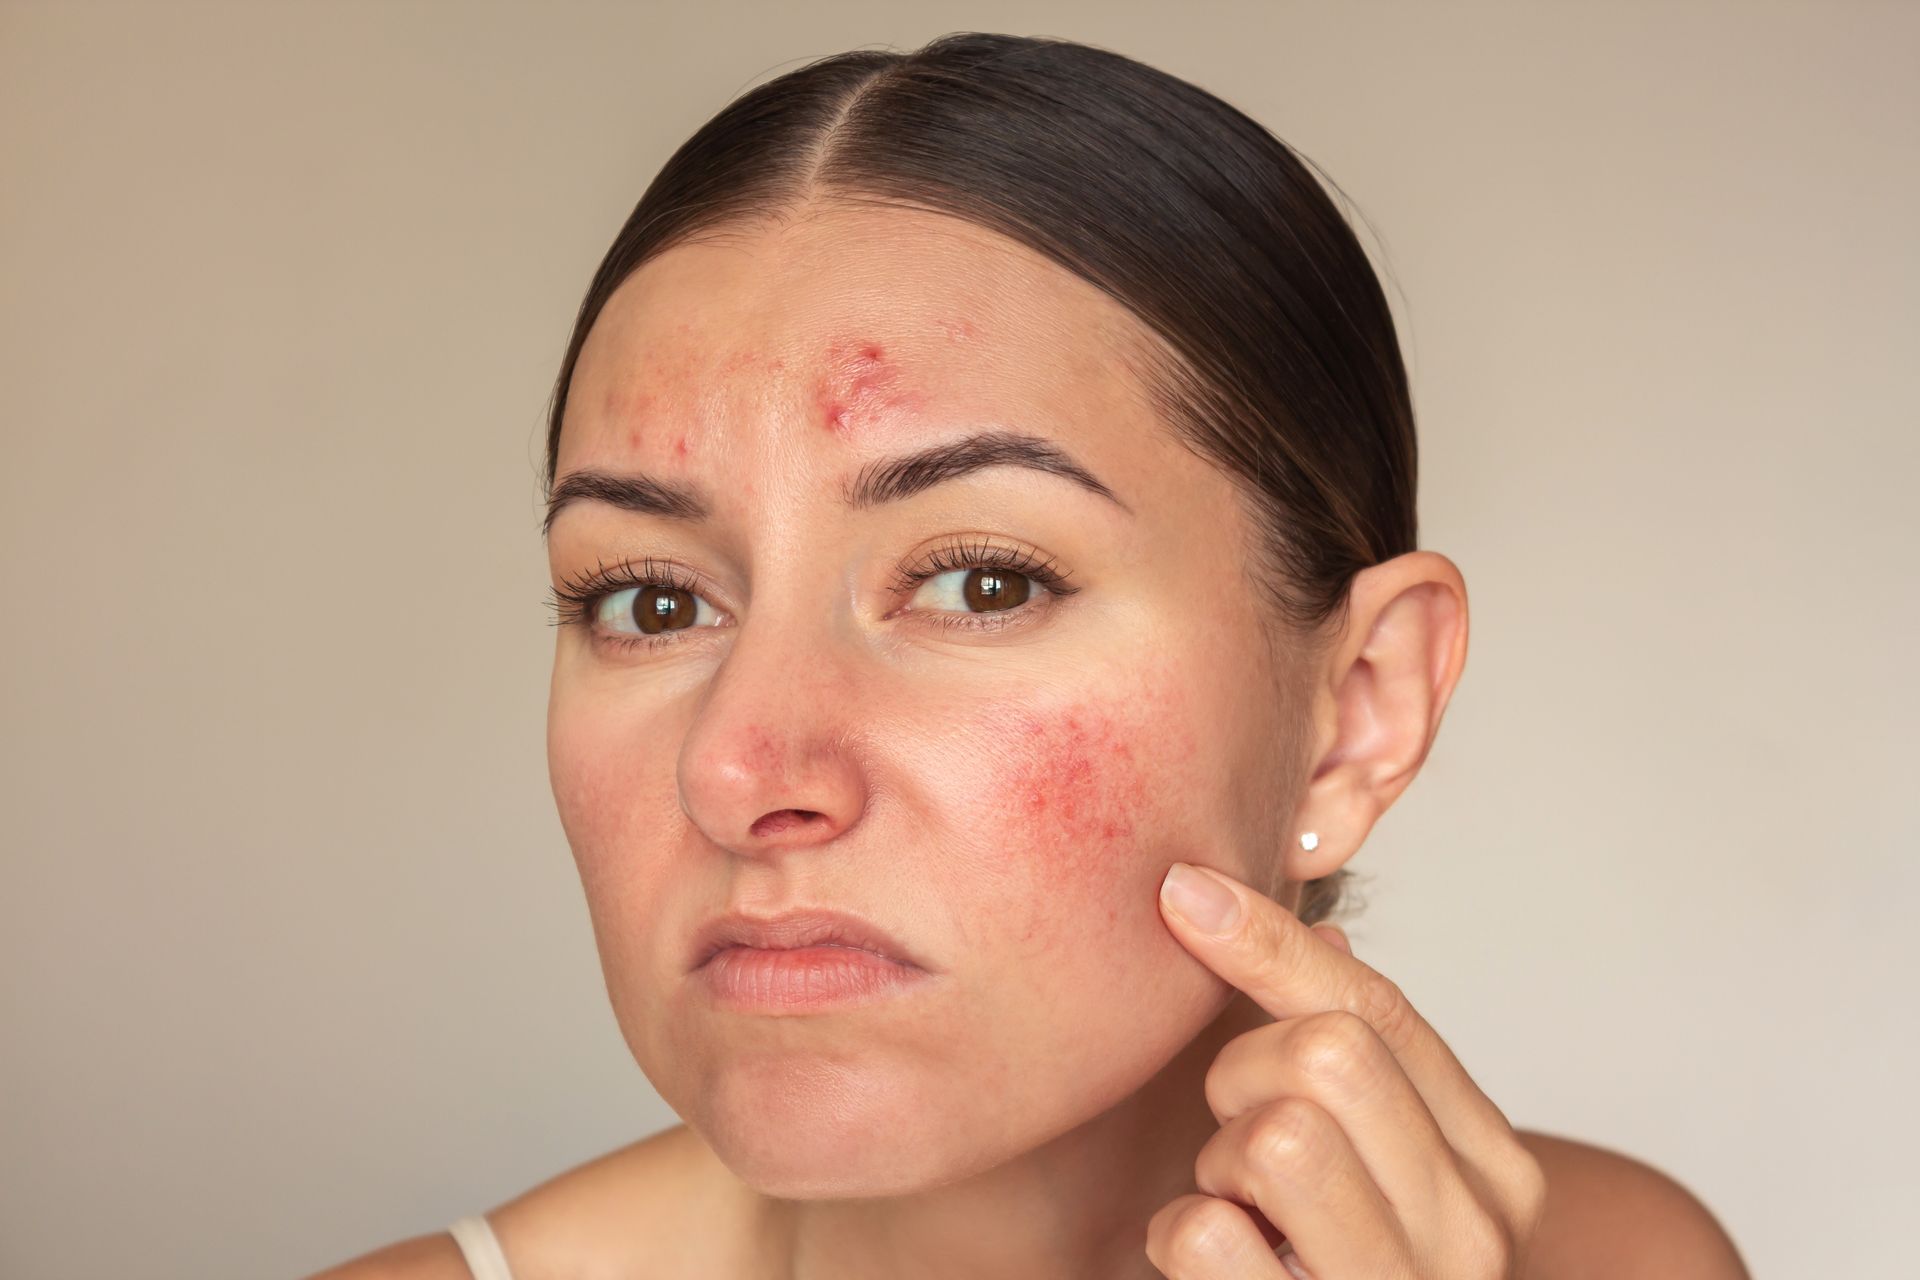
[[555, 203, 1179, 478]]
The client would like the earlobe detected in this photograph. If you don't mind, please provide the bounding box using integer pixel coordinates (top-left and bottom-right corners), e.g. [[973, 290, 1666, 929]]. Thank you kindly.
[[1283, 827, 1342, 884], [1276, 791, 1372, 881]]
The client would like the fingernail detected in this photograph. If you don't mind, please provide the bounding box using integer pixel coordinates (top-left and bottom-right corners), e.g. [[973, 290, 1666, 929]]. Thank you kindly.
[[1161, 862, 1243, 935]]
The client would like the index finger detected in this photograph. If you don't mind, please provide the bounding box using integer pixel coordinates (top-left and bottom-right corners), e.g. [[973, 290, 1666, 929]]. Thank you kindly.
[[1159, 861, 1522, 1169]]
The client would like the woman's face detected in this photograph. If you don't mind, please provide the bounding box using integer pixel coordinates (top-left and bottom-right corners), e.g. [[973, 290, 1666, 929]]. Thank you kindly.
[[546, 203, 1304, 1196]]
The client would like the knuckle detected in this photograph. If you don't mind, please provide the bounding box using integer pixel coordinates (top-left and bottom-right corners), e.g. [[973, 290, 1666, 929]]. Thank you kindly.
[[1507, 1144, 1551, 1235], [1349, 970, 1418, 1043], [1201, 1058, 1235, 1124], [1451, 1203, 1516, 1277], [1203, 1026, 1274, 1120], [1244, 1096, 1328, 1177], [1163, 1196, 1251, 1271], [1200, 1034, 1247, 1119], [1288, 1009, 1383, 1090]]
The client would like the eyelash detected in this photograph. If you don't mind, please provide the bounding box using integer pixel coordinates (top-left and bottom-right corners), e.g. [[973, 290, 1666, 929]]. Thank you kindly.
[[545, 538, 1081, 656]]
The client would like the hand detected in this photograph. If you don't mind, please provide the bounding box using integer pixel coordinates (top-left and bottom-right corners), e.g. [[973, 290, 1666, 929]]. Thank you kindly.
[[1143, 862, 1548, 1279]]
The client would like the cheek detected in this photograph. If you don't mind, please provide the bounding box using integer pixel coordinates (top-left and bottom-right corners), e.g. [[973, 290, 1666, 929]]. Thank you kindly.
[[547, 688, 675, 907], [1008, 704, 1151, 892], [933, 677, 1205, 960]]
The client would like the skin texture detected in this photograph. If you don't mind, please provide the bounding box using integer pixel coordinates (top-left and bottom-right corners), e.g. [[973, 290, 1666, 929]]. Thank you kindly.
[[542, 200, 1469, 1279]]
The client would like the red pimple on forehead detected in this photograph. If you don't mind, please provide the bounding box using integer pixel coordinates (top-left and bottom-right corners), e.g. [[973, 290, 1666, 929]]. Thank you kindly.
[[596, 349, 689, 459], [813, 337, 928, 436], [596, 341, 747, 463]]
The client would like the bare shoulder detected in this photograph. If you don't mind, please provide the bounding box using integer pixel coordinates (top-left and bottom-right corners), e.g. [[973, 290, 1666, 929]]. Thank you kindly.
[[486, 1122, 727, 1275], [299, 1124, 714, 1280], [1516, 1129, 1751, 1280], [300, 1229, 472, 1280]]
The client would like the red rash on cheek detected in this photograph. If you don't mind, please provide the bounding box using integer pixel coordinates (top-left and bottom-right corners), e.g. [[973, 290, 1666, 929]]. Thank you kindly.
[[813, 338, 928, 435], [1005, 703, 1151, 885], [976, 674, 1201, 947], [1021, 710, 1136, 859]]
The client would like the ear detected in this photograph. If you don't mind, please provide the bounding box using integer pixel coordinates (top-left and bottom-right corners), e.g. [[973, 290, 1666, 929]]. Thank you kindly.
[[1283, 550, 1469, 882]]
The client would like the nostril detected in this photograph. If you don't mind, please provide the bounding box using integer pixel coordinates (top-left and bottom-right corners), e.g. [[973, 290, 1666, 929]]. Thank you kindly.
[[750, 810, 817, 837]]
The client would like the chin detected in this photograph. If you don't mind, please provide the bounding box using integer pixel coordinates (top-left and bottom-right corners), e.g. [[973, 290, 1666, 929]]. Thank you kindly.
[[682, 1055, 1015, 1199]]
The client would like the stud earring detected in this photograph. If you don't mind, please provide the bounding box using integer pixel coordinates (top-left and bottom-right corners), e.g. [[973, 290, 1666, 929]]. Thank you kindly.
[[1299, 832, 1320, 851]]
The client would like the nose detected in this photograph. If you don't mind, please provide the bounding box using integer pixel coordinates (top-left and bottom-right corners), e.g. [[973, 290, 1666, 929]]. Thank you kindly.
[[674, 600, 873, 860]]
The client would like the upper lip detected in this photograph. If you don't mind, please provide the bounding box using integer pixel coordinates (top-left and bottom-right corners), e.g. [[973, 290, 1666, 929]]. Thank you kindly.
[[690, 907, 923, 971]]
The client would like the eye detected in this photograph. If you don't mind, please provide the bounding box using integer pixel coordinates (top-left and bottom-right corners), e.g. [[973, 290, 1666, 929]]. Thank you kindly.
[[546, 540, 1082, 657], [907, 566, 1035, 614], [545, 555, 728, 655], [891, 536, 1080, 633], [595, 581, 724, 637]]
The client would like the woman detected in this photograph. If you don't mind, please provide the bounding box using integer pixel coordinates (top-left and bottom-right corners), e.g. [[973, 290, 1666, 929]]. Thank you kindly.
[[313, 32, 1747, 1280]]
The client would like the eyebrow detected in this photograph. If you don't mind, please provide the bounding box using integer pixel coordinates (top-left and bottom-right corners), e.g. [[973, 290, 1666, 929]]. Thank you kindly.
[[542, 429, 1132, 538]]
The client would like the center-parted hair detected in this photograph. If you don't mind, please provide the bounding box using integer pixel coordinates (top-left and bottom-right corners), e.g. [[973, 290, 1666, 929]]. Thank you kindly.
[[544, 32, 1417, 926]]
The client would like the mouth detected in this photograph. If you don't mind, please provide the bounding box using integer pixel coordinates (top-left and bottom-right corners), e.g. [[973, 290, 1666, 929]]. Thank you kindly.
[[689, 906, 924, 972]]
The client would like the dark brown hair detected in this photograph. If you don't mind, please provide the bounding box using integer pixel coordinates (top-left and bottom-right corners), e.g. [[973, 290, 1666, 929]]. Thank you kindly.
[[544, 32, 1416, 926]]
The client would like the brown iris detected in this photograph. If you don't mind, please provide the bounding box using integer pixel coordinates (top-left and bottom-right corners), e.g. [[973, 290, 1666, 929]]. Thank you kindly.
[[961, 568, 1032, 612], [630, 585, 699, 634]]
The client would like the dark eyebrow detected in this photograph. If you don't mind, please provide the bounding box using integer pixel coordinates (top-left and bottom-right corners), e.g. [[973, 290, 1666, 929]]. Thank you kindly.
[[542, 429, 1131, 537]]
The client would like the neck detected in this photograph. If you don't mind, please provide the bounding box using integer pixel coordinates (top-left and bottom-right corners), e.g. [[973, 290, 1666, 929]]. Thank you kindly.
[[706, 989, 1275, 1280]]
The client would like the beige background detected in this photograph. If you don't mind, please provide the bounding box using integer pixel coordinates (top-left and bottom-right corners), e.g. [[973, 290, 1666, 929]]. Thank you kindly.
[[3, 2, 1913, 1275]]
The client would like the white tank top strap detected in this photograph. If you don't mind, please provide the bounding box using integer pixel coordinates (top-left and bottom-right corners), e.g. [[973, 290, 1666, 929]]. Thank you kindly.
[[446, 1214, 515, 1280]]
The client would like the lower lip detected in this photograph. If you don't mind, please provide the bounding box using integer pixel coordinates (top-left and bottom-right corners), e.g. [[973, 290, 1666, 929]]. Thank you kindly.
[[697, 944, 926, 1012]]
